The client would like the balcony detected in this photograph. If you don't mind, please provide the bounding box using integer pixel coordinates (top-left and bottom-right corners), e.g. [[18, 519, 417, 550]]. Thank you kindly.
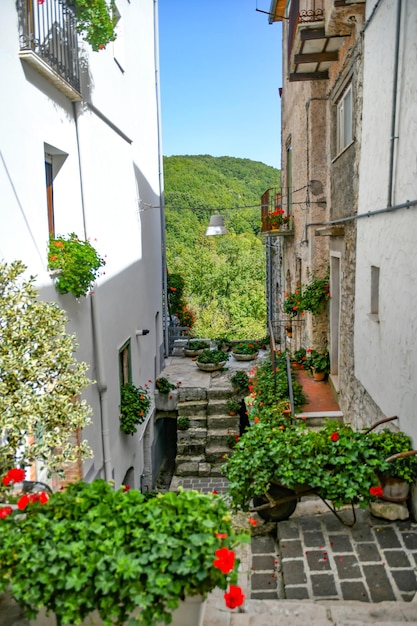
[[269, 0, 364, 82], [18, 0, 81, 100], [261, 188, 294, 237]]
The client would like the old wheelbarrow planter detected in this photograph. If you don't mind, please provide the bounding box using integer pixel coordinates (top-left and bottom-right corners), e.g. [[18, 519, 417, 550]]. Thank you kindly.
[[224, 415, 417, 527]]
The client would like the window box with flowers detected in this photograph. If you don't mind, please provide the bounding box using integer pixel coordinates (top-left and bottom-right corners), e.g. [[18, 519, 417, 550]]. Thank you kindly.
[[261, 209, 292, 233], [0, 476, 249, 626], [119, 383, 151, 435], [48, 233, 106, 298]]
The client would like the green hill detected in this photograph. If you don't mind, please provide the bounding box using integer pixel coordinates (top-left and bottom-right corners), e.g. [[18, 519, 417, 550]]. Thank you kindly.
[[163, 155, 280, 339]]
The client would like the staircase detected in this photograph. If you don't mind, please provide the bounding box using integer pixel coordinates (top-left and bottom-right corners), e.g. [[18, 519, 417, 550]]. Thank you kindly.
[[175, 382, 241, 478]]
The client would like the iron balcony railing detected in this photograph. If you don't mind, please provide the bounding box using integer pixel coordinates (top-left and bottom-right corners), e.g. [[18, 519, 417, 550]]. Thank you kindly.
[[18, 0, 81, 95], [288, 0, 324, 64]]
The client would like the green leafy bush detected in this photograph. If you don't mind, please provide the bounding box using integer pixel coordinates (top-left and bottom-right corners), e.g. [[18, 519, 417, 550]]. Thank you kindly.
[[310, 349, 330, 374], [230, 371, 249, 395], [283, 275, 330, 317], [248, 354, 306, 411], [48, 233, 106, 298], [177, 416, 190, 430], [155, 377, 177, 395], [197, 349, 229, 364], [71, 0, 117, 51], [232, 342, 258, 355], [368, 429, 417, 483], [224, 418, 394, 512], [119, 383, 151, 435], [0, 480, 247, 626]]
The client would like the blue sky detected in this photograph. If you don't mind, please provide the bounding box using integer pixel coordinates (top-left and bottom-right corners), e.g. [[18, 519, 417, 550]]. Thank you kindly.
[[158, 1, 282, 170]]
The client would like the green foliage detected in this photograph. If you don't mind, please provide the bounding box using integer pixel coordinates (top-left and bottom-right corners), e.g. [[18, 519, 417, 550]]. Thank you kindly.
[[367, 429, 417, 482], [164, 155, 280, 339], [177, 416, 190, 431], [224, 418, 393, 512], [283, 274, 330, 318], [197, 349, 229, 364], [230, 371, 249, 395], [293, 348, 307, 365], [0, 261, 93, 479], [310, 350, 330, 374], [187, 339, 210, 351], [0, 480, 247, 626], [72, 0, 117, 51], [48, 233, 106, 298], [226, 399, 241, 413], [155, 377, 177, 395], [119, 384, 151, 435], [232, 342, 259, 355], [167, 272, 196, 329], [248, 353, 306, 411]]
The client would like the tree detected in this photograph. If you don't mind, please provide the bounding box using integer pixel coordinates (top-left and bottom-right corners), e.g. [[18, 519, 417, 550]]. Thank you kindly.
[[0, 261, 93, 479]]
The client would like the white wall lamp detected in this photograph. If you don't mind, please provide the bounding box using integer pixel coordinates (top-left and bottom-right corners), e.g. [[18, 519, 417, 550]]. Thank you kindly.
[[135, 329, 150, 336]]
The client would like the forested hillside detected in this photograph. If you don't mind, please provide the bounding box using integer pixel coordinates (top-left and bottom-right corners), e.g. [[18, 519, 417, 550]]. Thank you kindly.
[[164, 155, 280, 339]]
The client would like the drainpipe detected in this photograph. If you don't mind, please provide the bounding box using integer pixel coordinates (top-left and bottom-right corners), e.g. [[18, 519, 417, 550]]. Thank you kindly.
[[73, 101, 112, 482], [387, 0, 402, 208], [301, 199, 417, 244], [153, 0, 169, 358]]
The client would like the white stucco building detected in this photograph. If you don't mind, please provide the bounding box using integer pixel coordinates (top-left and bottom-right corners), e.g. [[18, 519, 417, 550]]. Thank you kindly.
[[355, 0, 417, 442], [0, 0, 167, 489]]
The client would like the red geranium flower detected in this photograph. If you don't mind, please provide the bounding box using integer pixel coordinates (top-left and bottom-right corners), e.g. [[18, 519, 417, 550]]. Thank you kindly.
[[248, 517, 257, 526], [215, 532, 228, 539], [2, 467, 25, 486], [224, 585, 245, 609], [369, 486, 383, 497], [213, 547, 235, 574], [0, 506, 13, 519], [330, 432, 339, 442], [17, 495, 30, 510]]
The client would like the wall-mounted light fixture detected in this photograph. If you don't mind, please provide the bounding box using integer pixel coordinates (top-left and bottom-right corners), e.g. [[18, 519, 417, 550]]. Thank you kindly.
[[135, 329, 150, 336]]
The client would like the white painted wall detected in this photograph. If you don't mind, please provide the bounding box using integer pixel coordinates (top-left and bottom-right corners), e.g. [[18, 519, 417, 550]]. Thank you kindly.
[[355, 0, 417, 440], [0, 0, 165, 487]]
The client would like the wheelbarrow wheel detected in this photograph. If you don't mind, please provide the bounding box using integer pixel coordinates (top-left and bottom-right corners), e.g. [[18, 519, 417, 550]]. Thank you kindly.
[[252, 484, 297, 522]]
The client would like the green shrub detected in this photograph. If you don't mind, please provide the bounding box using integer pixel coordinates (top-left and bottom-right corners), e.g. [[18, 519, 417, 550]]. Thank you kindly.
[[119, 383, 151, 435]]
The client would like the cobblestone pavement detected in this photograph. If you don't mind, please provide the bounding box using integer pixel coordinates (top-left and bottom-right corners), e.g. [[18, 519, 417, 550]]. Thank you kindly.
[[170, 476, 417, 605], [252, 507, 417, 603]]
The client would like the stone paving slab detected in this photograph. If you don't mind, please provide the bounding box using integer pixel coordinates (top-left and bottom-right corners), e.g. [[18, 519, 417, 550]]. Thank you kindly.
[[276, 508, 417, 603]]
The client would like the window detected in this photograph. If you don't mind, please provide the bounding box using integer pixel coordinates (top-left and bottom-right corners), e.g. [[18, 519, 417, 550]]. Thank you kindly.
[[370, 265, 380, 318], [337, 85, 353, 153], [44, 144, 68, 237], [119, 340, 132, 385], [45, 158, 55, 236]]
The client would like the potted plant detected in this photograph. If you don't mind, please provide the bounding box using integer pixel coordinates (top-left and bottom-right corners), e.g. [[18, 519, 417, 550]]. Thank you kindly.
[[48, 233, 106, 298], [0, 478, 247, 626], [231, 342, 259, 362], [119, 383, 151, 435], [310, 349, 330, 380], [66, 0, 117, 51], [368, 428, 417, 502], [224, 417, 400, 522], [155, 377, 178, 411], [184, 339, 210, 357], [230, 371, 249, 395], [292, 348, 307, 369], [226, 432, 240, 449], [226, 399, 241, 416], [177, 416, 190, 431], [196, 349, 229, 372]]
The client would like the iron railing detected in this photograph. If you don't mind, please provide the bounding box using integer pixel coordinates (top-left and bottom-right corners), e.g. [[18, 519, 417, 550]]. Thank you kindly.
[[261, 188, 293, 236], [270, 318, 305, 355], [19, 0, 80, 93], [288, 0, 324, 63]]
